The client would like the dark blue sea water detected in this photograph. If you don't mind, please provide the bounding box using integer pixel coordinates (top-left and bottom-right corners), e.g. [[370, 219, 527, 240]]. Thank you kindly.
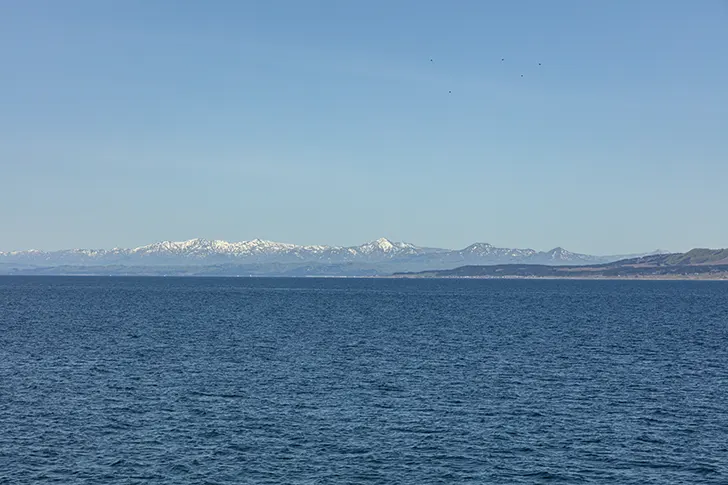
[[1, 277, 727, 484]]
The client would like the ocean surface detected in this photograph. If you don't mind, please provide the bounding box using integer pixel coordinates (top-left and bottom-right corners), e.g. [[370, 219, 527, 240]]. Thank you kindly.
[[1, 276, 727, 484]]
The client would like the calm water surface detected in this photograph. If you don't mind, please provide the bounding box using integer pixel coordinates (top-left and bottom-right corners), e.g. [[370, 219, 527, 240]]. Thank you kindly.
[[1, 276, 727, 484]]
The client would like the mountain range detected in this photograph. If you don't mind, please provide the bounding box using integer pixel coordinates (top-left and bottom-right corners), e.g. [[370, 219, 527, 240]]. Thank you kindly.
[[396, 248, 728, 279], [0, 238, 668, 276]]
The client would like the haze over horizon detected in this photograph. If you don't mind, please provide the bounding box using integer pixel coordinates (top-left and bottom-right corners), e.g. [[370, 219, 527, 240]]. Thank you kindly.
[[2, 1, 727, 254]]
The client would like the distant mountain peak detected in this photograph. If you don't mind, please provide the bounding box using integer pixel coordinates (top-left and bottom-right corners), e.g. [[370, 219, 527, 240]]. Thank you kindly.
[[358, 237, 400, 253], [542, 247, 601, 262], [467, 242, 493, 247]]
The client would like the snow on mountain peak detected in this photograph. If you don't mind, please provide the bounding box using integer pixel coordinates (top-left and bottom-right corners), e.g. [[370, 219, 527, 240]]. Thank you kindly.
[[0, 237, 656, 271], [464, 242, 494, 250], [373, 237, 395, 250], [357, 237, 419, 254]]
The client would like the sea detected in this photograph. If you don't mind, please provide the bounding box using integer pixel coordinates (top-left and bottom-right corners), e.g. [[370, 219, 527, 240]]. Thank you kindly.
[[1, 276, 727, 484]]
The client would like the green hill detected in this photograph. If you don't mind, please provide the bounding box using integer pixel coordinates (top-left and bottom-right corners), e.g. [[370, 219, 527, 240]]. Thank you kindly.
[[663, 248, 728, 265]]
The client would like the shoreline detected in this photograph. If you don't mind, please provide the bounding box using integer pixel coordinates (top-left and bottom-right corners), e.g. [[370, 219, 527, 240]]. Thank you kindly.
[[2, 273, 727, 281], [386, 274, 728, 281]]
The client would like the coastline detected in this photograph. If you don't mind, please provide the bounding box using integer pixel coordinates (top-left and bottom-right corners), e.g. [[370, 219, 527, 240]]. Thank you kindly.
[[2, 272, 727, 281], [387, 274, 728, 281]]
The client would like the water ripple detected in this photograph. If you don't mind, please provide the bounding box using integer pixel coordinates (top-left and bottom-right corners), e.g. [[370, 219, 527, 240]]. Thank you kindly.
[[1, 276, 727, 483]]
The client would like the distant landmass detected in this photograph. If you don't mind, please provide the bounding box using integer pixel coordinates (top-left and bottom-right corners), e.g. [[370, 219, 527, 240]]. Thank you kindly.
[[394, 249, 728, 280], [0, 237, 669, 276]]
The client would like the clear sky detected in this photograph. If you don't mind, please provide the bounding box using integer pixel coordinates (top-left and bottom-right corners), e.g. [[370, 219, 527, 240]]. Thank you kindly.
[[1, 1, 727, 254]]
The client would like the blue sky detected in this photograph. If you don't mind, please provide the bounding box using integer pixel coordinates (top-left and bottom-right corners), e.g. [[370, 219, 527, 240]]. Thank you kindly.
[[1, 0, 727, 254]]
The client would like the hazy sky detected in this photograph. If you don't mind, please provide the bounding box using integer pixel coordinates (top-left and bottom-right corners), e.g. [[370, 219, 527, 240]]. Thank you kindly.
[[1, 1, 727, 254]]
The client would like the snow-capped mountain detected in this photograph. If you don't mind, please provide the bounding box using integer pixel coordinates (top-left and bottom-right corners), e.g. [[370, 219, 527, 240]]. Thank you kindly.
[[459, 243, 537, 260], [531, 247, 604, 265], [0, 237, 665, 273]]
